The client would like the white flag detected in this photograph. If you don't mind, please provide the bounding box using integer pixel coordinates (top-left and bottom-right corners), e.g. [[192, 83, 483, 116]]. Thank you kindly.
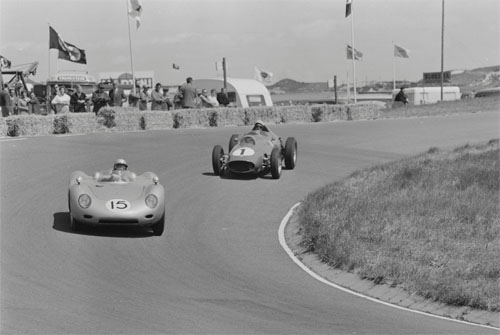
[[254, 66, 273, 83], [394, 44, 410, 58], [129, 0, 143, 29]]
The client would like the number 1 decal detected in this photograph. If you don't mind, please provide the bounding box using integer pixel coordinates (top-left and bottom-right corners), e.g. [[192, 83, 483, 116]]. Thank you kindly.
[[232, 147, 255, 157]]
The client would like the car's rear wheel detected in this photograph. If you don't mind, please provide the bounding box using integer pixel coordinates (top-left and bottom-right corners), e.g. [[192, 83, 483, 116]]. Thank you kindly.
[[270, 147, 282, 179], [228, 134, 239, 152], [212, 145, 224, 176], [152, 214, 165, 236], [284, 137, 297, 169]]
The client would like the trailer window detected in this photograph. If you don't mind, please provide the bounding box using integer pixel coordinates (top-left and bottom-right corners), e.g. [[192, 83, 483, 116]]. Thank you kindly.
[[246, 95, 265, 106]]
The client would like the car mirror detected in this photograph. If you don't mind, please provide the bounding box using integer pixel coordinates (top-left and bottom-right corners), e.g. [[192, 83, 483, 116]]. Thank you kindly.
[[76, 176, 82, 185], [153, 176, 159, 185]]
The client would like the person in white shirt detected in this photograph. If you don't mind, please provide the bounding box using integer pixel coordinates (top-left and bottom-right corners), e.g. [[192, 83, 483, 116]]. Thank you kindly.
[[51, 86, 71, 113]]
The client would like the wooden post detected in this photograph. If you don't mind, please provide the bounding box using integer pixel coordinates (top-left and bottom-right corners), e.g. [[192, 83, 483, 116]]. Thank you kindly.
[[222, 57, 227, 89], [334, 75, 338, 104]]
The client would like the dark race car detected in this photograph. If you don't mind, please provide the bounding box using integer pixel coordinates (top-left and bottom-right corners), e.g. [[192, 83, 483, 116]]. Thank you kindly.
[[212, 121, 297, 179], [68, 159, 165, 235]]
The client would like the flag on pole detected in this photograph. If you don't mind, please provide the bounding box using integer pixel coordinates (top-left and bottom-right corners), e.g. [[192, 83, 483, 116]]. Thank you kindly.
[[49, 26, 87, 64], [0, 55, 12, 69], [394, 44, 410, 58], [254, 66, 273, 83], [172, 63, 180, 70], [347, 45, 363, 61], [345, 0, 352, 17], [129, 0, 143, 29]]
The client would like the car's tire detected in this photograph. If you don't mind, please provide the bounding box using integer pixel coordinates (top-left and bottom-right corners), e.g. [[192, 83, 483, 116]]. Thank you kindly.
[[70, 215, 82, 232], [212, 145, 224, 176], [228, 134, 239, 152], [270, 147, 282, 179], [284, 137, 297, 169], [152, 214, 165, 236]]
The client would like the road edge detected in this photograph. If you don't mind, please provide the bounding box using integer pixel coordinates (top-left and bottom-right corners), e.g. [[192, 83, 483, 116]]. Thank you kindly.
[[278, 202, 499, 330]]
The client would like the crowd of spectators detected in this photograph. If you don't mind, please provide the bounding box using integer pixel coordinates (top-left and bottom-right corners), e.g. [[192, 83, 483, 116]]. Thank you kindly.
[[0, 76, 234, 117]]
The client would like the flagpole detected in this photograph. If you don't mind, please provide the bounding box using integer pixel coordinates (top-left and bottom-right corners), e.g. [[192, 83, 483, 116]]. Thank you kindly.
[[350, 6, 357, 103], [440, 0, 445, 101], [126, 0, 136, 94], [392, 42, 396, 90]]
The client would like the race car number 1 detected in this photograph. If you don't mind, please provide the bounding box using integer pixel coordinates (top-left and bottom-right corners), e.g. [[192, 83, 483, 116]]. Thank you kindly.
[[106, 199, 131, 211], [232, 147, 255, 157]]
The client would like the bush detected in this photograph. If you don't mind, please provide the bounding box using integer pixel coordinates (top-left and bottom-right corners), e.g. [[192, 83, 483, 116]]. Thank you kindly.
[[6, 119, 20, 137], [311, 106, 323, 122], [173, 112, 184, 129], [208, 111, 219, 127], [98, 108, 116, 128], [139, 116, 146, 130], [53, 115, 70, 134]]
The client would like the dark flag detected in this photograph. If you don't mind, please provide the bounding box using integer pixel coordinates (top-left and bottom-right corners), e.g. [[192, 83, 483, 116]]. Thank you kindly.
[[345, 0, 352, 18], [172, 63, 180, 70], [49, 26, 87, 64]]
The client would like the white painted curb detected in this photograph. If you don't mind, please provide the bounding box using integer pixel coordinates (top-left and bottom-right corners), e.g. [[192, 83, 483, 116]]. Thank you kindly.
[[278, 202, 498, 330]]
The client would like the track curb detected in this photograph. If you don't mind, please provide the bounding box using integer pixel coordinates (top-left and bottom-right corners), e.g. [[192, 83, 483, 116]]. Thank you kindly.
[[278, 202, 499, 330]]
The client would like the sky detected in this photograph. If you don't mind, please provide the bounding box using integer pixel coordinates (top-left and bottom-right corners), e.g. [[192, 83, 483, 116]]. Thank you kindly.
[[1, 0, 499, 86]]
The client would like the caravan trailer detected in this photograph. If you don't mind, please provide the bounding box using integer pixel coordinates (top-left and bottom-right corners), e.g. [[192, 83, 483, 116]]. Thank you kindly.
[[193, 78, 273, 107], [392, 86, 461, 106]]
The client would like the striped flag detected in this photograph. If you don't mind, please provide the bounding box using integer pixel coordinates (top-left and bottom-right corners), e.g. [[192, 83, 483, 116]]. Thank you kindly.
[[0, 55, 12, 69], [345, 0, 352, 17], [347, 45, 363, 61], [254, 66, 273, 83], [394, 44, 410, 58], [49, 26, 87, 64], [129, 0, 143, 29]]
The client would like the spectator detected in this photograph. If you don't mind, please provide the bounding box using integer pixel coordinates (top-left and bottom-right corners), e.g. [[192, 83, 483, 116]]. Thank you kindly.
[[194, 88, 202, 109], [128, 83, 140, 108], [208, 89, 220, 107], [70, 84, 87, 113], [17, 90, 30, 114], [151, 83, 164, 111], [394, 87, 409, 106], [109, 80, 126, 107], [91, 83, 110, 114], [51, 86, 71, 114], [0, 84, 12, 117], [139, 85, 149, 111], [180, 77, 196, 108], [217, 87, 230, 107], [161, 87, 173, 111], [173, 85, 183, 109], [28, 91, 41, 115]]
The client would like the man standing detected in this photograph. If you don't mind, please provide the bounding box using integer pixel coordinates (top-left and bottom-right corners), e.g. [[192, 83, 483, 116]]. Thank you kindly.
[[139, 85, 149, 111], [150, 83, 165, 111], [394, 87, 409, 105], [217, 87, 230, 107], [128, 83, 140, 108], [92, 83, 110, 114], [109, 80, 126, 107], [51, 86, 71, 114], [70, 85, 87, 113], [180, 77, 196, 109], [0, 84, 11, 117]]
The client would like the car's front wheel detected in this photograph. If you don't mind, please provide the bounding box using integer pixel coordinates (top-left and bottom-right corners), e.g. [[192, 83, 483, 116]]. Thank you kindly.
[[70, 215, 82, 232], [270, 147, 282, 179], [212, 145, 224, 176], [152, 214, 165, 236], [284, 137, 297, 169]]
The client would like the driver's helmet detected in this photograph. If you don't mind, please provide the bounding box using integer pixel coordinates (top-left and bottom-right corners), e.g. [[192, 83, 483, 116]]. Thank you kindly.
[[113, 158, 128, 171], [253, 120, 264, 131]]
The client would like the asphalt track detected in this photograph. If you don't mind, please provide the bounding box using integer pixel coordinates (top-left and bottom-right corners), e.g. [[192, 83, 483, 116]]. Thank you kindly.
[[1, 112, 499, 334]]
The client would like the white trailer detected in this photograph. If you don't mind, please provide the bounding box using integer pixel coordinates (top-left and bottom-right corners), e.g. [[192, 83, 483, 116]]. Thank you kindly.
[[392, 86, 461, 106], [193, 78, 273, 107]]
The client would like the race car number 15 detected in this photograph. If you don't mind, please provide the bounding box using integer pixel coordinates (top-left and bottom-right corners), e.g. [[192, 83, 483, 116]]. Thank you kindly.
[[106, 199, 131, 211]]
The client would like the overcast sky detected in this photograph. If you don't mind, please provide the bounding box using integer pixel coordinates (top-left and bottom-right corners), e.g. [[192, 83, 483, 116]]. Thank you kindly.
[[1, 0, 499, 85]]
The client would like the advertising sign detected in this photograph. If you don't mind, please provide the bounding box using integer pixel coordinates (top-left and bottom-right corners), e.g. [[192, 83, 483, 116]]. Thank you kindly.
[[99, 71, 154, 90]]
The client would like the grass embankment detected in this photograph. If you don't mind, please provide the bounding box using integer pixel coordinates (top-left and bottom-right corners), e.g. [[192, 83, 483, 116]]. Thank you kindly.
[[298, 139, 500, 311]]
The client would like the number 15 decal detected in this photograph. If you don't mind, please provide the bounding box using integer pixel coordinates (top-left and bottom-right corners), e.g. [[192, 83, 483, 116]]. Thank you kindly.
[[106, 199, 131, 211]]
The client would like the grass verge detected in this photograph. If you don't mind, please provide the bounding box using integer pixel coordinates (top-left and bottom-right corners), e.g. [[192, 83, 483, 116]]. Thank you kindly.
[[298, 139, 500, 311]]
